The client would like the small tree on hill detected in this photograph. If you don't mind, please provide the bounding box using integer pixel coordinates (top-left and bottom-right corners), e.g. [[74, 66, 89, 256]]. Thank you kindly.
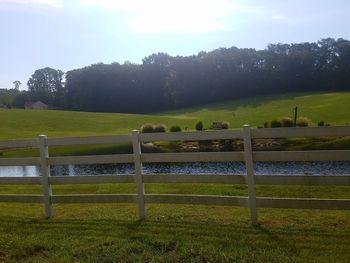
[[141, 124, 154, 133], [296, 117, 310, 127], [270, 119, 282, 128], [195, 121, 203, 131], [221, 121, 230, 129], [280, 117, 294, 127], [170, 125, 182, 132], [13, 80, 22, 90], [153, 124, 166, 133]]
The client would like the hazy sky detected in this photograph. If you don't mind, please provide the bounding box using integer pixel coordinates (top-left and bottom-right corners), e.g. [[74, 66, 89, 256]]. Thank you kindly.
[[1, 0, 350, 90]]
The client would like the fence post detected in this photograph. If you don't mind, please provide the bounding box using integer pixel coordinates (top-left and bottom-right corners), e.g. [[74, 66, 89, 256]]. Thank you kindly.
[[38, 135, 53, 218], [131, 130, 146, 219], [243, 125, 258, 226]]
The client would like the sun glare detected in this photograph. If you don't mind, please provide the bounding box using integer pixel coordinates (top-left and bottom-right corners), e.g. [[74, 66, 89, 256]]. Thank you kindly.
[[130, 0, 232, 33], [80, 0, 236, 33]]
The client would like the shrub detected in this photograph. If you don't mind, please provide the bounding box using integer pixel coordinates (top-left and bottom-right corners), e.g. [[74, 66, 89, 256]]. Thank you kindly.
[[221, 121, 230, 129], [296, 117, 310, 127], [170, 125, 182, 132], [280, 117, 294, 127], [141, 123, 154, 133], [195, 121, 203, 131], [270, 119, 282, 128], [318, 121, 325, 126], [263, 122, 269, 128], [153, 124, 166, 133]]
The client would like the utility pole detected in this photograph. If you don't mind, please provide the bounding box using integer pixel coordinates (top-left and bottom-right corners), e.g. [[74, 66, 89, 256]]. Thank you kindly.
[[293, 106, 298, 127]]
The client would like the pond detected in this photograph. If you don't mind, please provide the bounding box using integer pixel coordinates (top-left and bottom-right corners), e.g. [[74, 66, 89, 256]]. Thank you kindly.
[[0, 161, 350, 177]]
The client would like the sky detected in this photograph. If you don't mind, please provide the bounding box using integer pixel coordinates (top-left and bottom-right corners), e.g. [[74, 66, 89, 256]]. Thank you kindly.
[[1, 0, 350, 90]]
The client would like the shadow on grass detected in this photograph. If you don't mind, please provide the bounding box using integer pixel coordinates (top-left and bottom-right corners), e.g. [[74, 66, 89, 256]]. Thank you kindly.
[[161, 92, 325, 115], [0, 204, 349, 262], [0, 214, 348, 240]]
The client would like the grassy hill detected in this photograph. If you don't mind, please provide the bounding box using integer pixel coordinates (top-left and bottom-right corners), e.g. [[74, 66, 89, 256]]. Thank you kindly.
[[160, 91, 350, 128], [0, 92, 349, 261], [0, 91, 349, 140]]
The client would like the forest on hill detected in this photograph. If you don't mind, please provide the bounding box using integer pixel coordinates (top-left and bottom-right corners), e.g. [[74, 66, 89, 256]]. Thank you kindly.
[[3, 37, 350, 113]]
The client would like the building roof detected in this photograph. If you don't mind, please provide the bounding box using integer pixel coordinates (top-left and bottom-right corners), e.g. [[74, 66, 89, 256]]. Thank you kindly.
[[0, 103, 8, 108], [24, 101, 48, 107]]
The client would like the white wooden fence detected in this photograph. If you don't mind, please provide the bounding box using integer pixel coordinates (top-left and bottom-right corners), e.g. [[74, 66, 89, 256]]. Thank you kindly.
[[0, 125, 350, 225]]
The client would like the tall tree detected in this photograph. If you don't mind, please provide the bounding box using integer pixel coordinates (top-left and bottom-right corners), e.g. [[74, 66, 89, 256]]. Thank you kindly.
[[0, 88, 19, 107], [60, 38, 350, 113], [13, 80, 22, 90], [27, 67, 65, 107]]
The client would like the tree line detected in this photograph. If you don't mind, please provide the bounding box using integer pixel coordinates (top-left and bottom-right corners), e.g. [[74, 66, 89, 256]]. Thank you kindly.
[[2, 37, 350, 113]]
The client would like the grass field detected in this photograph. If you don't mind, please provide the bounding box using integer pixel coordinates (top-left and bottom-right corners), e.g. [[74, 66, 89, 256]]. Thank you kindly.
[[0, 91, 350, 262], [0, 91, 349, 140], [159, 91, 350, 129], [1, 91, 349, 157], [0, 183, 349, 262]]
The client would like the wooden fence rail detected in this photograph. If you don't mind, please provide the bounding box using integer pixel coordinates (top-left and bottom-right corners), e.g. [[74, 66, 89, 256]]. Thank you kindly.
[[0, 125, 349, 225]]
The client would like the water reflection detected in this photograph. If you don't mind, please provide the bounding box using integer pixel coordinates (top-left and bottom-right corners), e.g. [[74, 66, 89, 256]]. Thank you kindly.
[[0, 166, 39, 177], [0, 162, 349, 177]]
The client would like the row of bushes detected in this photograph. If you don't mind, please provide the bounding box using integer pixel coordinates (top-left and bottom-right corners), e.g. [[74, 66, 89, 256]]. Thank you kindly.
[[141, 121, 231, 133], [263, 117, 331, 128], [196, 121, 230, 130], [141, 123, 182, 133], [141, 118, 330, 133], [317, 120, 331, 126], [262, 117, 309, 128]]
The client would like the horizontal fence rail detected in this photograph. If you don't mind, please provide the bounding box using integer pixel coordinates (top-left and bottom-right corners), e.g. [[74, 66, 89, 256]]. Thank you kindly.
[[256, 197, 350, 210], [46, 134, 131, 146], [141, 152, 244, 163], [140, 129, 243, 142], [49, 175, 134, 184], [0, 176, 43, 184], [144, 194, 249, 206], [49, 154, 134, 165], [0, 157, 41, 166], [0, 194, 44, 203], [251, 125, 350, 138], [0, 138, 39, 149], [143, 174, 246, 184], [253, 150, 350, 162], [3, 174, 347, 186], [0, 125, 349, 225], [52, 194, 137, 204]]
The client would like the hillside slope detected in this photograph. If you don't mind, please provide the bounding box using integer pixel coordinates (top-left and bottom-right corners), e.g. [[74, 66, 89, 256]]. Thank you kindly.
[[0, 91, 349, 140], [161, 91, 350, 128]]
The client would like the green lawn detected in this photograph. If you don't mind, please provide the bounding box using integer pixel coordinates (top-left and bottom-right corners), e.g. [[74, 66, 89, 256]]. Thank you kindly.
[[0, 183, 349, 262], [1, 91, 350, 157], [0, 92, 350, 261], [159, 91, 350, 129], [0, 91, 349, 140]]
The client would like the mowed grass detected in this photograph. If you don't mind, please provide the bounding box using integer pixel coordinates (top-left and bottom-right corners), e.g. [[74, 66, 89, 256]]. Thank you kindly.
[[0, 91, 350, 262], [158, 91, 350, 128], [0, 91, 349, 140], [0, 183, 349, 262]]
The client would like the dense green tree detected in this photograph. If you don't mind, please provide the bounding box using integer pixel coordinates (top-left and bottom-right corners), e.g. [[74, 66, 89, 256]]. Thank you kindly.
[[24, 37, 350, 113], [0, 88, 19, 107], [12, 90, 30, 108], [27, 67, 65, 106], [13, 80, 21, 90]]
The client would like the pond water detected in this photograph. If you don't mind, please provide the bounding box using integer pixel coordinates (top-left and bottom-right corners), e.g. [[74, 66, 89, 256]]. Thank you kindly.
[[0, 161, 350, 177]]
